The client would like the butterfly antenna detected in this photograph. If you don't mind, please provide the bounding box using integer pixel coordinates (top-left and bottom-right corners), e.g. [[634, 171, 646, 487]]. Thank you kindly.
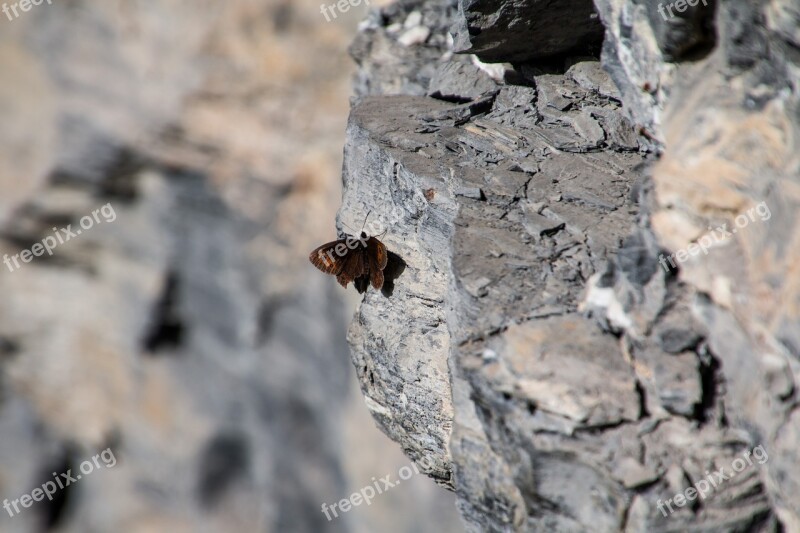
[[361, 210, 372, 233], [340, 220, 357, 235]]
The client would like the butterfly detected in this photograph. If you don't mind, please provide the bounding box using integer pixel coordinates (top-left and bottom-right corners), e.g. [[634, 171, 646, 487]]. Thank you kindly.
[[309, 216, 389, 293]]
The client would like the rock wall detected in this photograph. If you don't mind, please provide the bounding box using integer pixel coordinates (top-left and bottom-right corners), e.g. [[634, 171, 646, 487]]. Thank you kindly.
[[0, 1, 462, 532], [597, 0, 800, 529], [342, 0, 799, 531]]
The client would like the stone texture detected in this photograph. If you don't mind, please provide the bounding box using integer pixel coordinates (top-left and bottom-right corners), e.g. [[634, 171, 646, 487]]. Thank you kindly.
[[452, 0, 606, 63], [595, 0, 800, 528], [350, 0, 460, 97], [340, 0, 799, 531], [428, 59, 499, 101]]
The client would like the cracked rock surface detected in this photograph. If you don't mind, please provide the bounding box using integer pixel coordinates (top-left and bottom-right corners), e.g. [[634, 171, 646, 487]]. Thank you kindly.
[[340, 0, 798, 531]]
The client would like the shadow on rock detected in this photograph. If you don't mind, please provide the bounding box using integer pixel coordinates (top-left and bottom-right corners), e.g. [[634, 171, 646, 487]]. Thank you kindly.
[[381, 251, 406, 298]]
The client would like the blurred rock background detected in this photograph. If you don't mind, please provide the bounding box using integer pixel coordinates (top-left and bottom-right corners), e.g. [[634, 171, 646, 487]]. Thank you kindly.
[[0, 1, 461, 532]]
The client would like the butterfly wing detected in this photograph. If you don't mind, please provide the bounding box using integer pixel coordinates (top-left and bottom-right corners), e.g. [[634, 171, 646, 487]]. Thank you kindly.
[[368, 261, 384, 290], [309, 239, 347, 275], [312, 236, 388, 292], [336, 248, 365, 288], [367, 237, 388, 290], [369, 237, 388, 270]]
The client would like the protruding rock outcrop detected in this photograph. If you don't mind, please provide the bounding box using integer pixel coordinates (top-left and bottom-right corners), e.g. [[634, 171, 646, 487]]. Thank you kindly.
[[342, 0, 799, 531]]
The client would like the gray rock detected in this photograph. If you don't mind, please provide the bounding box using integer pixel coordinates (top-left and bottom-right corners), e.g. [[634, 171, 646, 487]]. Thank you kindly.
[[595, 0, 800, 525], [338, 90, 772, 531], [455, 186, 484, 199], [428, 60, 499, 101], [452, 0, 605, 63], [656, 325, 704, 354], [612, 457, 659, 489], [654, 351, 703, 416], [644, 0, 718, 61], [566, 60, 621, 100], [521, 202, 566, 237], [570, 110, 606, 146], [584, 105, 640, 151], [349, 0, 458, 97], [341, 0, 799, 530]]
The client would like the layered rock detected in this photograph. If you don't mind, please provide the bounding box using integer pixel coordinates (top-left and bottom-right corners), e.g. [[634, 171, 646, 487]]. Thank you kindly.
[[342, 0, 798, 531], [595, 0, 800, 528], [452, 0, 605, 63]]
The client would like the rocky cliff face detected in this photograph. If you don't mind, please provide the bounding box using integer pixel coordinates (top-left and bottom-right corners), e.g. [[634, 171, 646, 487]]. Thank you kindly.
[[342, 0, 799, 531], [0, 2, 462, 532]]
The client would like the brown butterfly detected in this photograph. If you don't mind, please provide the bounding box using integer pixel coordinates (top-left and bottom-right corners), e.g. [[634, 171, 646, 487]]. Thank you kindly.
[[309, 218, 389, 293]]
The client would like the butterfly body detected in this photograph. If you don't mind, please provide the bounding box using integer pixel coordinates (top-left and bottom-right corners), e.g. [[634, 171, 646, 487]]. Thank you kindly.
[[309, 231, 388, 293]]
